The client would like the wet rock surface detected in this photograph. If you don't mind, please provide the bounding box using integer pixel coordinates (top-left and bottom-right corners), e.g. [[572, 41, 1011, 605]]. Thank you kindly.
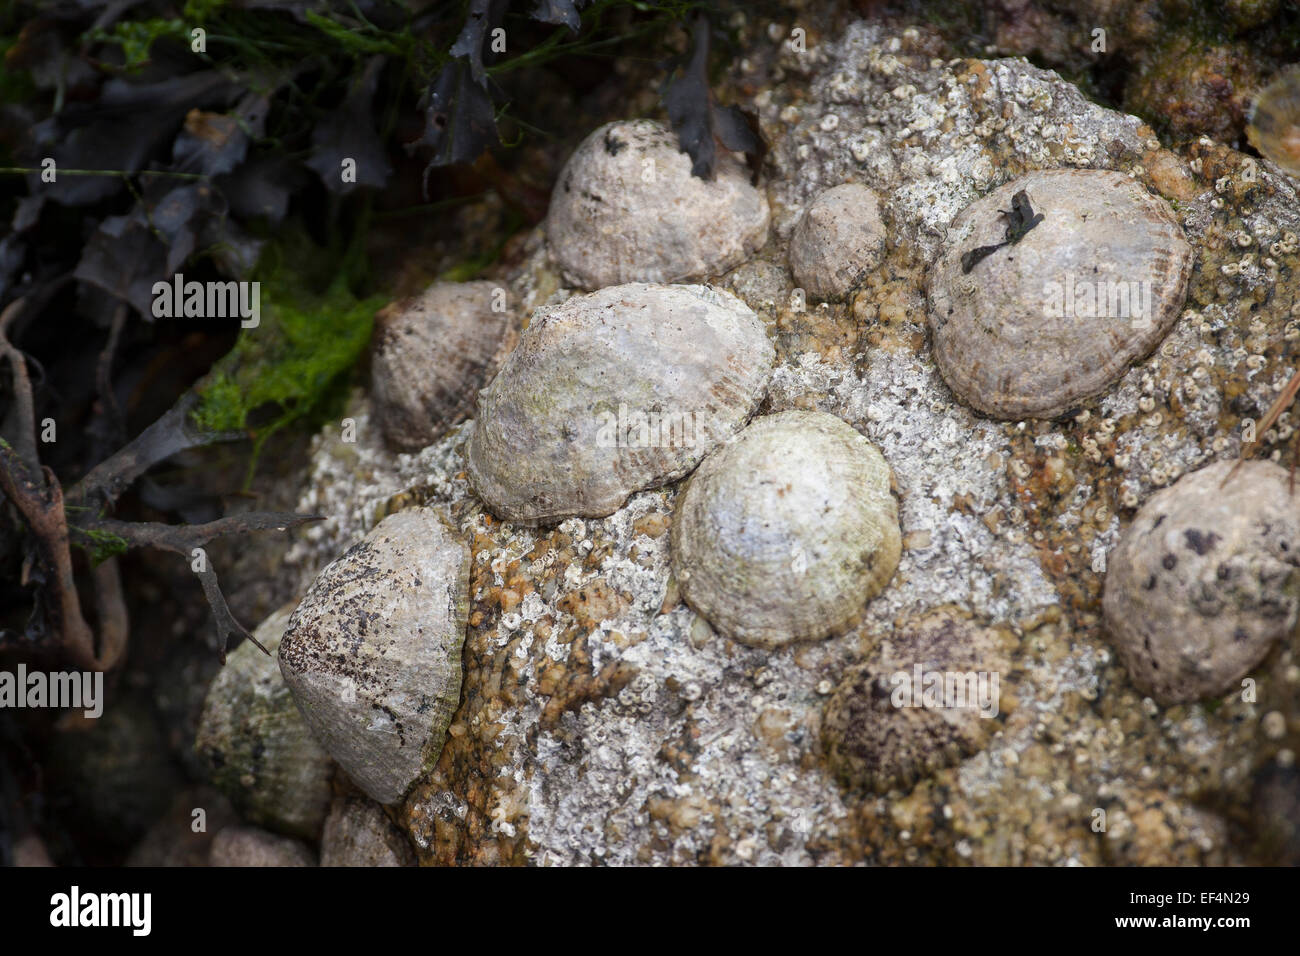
[[274, 21, 1300, 865]]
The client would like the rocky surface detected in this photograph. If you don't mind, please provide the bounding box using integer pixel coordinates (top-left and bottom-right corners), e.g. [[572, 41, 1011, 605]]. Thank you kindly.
[[264, 21, 1300, 865]]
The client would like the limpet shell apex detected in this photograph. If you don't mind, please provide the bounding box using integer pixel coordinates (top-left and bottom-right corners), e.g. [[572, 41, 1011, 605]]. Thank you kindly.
[[671, 409, 901, 649], [468, 282, 775, 525], [546, 119, 770, 290], [927, 169, 1194, 419], [1103, 460, 1300, 705], [279, 508, 469, 804]]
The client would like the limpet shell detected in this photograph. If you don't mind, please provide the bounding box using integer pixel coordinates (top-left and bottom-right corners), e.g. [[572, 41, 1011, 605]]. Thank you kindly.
[[208, 826, 316, 867], [546, 119, 770, 290], [468, 283, 775, 525], [195, 603, 334, 838], [927, 169, 1194, 419], [320, 794, 416, 867], [822, 606, 1016, 793], [788, 183, 886, 300], [279, 508, 469, 804], [1102, 460, 1300, 705], [371, 281, 516, 452], [670, 409, 901, 649], [1248, 66, 1300, 176]]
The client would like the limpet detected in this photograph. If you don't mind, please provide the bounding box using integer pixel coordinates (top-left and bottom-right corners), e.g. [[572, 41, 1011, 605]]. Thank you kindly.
[[822, 606, 1016, 792], [468, 283, 774, 525], [1102, 460, 1300, 704], [788, 183, 887, 301], [279, 508, 469, 804], [670, 409, 900, 649], [927, 169, 1194, 419], [370, 281, 516, 452], [1248, 67, 1300, 176], [545, 119, 769, 290]]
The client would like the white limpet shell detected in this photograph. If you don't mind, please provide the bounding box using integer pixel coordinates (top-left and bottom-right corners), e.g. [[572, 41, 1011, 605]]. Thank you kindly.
[[545, 119, 770, 290], [1103, 459, 1300, 705], [670, 409, 901, 649], [279, 508, 468, 805], [927, 168, 1194, 419], [467, 282, 775, 525]]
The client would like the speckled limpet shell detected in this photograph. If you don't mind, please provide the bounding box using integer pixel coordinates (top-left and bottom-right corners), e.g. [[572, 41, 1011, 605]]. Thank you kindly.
[[670, 409, 901, 649], [788, 183, 887, 301], [195, 603, 333, 838], [1102, 459, 1300, 705], [468, 282, 775, 525], [546, 119, 770, 290], [927, 169, 1194, 419], [1248, 66, 1300, 176], [822, 606, 1016, 793], [279, 508, 469, 804], [370, 281, 517, 452]]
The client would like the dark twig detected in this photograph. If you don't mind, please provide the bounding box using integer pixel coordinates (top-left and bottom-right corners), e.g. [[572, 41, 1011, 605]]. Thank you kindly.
[[0, 299, 38, 468]]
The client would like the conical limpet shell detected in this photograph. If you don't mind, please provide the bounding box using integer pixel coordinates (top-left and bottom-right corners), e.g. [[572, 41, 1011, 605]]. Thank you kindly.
[[927, 169, 1194, 419], [371, 281, 516, 452], [1102, 459, 1300, 705], [1248, 66, 1300, 176], [545, 119, 770, 290], [788, 183, 886, 301], [670, 409, 901, 649], [822, 606, 1016, 793], [279, 508, 469, 804], [195, 603, 333, 838], [468, 282, 775, 525]]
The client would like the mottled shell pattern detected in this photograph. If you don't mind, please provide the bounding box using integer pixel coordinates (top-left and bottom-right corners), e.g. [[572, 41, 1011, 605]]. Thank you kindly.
[[1248, 66, 1300, 176], [195, 603, 334, 838], [788, 182, 887, 301], [279, 508, 470, 805], [671, 409, 901, 649], [370, 280, 517, 452], [545, 119, 770, 290], [928, 169, 1194, 419], [1102, 460, 1300, 705], [468, 282, 775, 525], [822, 606, 1016, 793]]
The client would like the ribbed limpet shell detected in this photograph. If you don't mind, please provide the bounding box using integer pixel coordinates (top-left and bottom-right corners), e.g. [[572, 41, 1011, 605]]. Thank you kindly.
[[195, 603, 333, 838], [670, 409, 901, 649], [546, 119, 770, 290], [1248, 66, 1300, 176], [788, 183, 886, 301], [822, 606, 1015, 793], [1102, 459, 1300, 705], [371, 281, 516, 452], [278, 508, 469, 804], [927, 169, 1194, 419], [468, 283, 775, 525]]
